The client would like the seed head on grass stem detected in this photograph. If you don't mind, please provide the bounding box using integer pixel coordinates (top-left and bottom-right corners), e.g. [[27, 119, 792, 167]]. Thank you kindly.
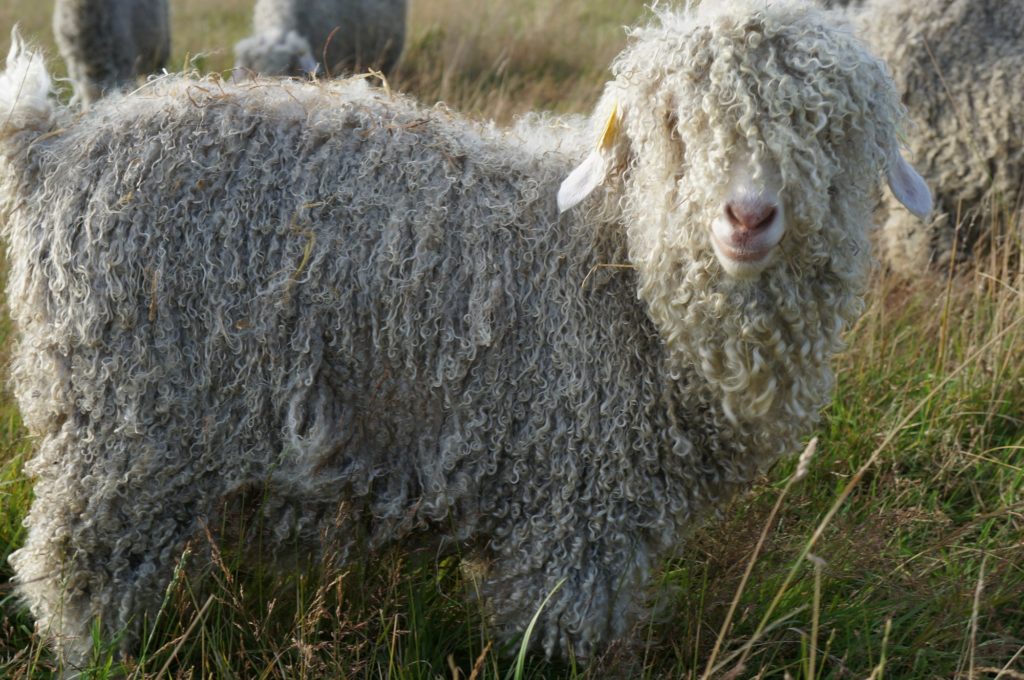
[[701, 437, 820, 680]]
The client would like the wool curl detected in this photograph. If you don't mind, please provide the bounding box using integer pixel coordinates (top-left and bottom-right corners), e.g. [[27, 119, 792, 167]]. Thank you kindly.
[[234, 0, 407, 78], [2, 0, 912, 668], [52, 0, 170, 105], [857, 0, 1024, 275]]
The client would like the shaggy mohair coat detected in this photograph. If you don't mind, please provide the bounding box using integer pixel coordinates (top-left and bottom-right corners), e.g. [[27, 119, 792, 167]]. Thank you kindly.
[[859, 0, 1024, 274], [53, 0, 170, 104], [1, 0, 926, 668], [234, 0, 406, 77]]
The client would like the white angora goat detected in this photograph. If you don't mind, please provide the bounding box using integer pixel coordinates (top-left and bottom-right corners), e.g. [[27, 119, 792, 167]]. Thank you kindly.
[[52, 0, 170, 105], [233, 0, 406, 77], [858, 0, 1024, 275], [0, 1, 930, 670]]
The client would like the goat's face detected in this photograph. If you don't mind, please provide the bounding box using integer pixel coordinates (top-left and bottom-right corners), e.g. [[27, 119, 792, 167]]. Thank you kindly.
[[709, 152, 785, 279], [558, 2, 932, 284]]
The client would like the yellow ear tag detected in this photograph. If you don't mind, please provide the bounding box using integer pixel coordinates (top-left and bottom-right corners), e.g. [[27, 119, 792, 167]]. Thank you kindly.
[[598, 101, 619, 152]]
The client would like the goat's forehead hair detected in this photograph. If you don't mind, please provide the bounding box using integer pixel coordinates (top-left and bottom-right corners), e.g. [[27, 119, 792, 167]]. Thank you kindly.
[[620, 0, 862, 75], [611, 0, 900, 155], [640, 0, 839, 37]]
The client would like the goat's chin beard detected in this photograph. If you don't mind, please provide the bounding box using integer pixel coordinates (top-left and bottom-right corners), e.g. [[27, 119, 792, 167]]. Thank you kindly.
[[630, 203, 855, 426], [637, 249, 838, 429]]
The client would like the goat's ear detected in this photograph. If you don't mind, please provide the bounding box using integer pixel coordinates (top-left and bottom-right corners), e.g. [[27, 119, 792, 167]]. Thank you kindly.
[[887, 150, 932, 219], [558, 102, 622, 213]]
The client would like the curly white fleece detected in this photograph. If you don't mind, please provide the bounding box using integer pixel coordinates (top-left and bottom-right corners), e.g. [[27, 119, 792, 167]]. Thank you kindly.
[[2, 0, 911, 666]]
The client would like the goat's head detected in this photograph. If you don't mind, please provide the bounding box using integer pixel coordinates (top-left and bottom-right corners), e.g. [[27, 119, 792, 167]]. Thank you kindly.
[[559, 0, 931, 283], [558, 0, 934, 427]]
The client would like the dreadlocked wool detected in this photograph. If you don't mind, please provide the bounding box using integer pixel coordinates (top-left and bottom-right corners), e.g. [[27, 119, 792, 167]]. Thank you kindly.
[[0, 0, 929, 669], [858, 0, 1024, 274], [52, 0, 170, 105], [233, 0, 406, 77]]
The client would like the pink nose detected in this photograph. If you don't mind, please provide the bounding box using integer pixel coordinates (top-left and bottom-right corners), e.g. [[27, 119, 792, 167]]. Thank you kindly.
[[725, 201, 778, 234]]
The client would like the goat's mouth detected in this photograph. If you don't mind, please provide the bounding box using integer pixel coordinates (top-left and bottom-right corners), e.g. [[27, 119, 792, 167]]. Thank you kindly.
[[709, 205, 785, 278], [711, 235, 776, 264], [708, 229, 784, 280]]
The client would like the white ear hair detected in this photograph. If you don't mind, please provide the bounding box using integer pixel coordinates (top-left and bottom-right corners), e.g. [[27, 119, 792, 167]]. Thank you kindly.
[[887, 150, 932, 219], [557, 102, 621, 213]]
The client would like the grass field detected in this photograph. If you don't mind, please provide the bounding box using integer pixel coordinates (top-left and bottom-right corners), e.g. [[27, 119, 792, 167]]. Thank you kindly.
[[1, 1, 1023, 678]]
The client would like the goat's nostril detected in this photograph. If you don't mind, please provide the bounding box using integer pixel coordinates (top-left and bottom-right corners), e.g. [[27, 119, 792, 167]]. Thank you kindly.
[[755, 206, 777, 231], [725, 204, 739, 227], [725, 202, 778, 233]]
